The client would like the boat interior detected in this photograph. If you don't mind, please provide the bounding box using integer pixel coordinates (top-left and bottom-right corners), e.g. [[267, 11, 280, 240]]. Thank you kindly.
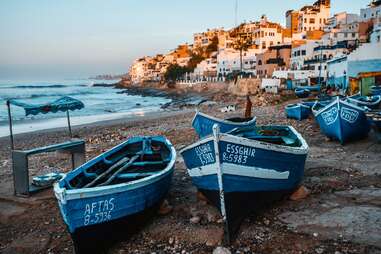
[[225, 117, 254, 123], [229, 126, 302, 147], [66, 138, 172, 189]]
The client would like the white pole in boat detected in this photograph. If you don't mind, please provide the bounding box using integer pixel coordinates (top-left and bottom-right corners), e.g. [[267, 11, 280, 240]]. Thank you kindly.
[[212, 124, 230, 244]]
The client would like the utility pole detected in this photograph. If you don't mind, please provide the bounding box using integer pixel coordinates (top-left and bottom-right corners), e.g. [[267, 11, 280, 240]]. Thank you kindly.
[[318, 42, 323, 86], [235, 0, 238, 27]]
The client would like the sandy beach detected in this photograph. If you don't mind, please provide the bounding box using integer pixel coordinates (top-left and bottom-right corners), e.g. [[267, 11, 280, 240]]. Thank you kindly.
[[0, 100, 380, 254]]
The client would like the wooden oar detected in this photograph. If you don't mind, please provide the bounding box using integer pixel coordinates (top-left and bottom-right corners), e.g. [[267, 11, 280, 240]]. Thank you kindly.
[[84, 157, 130, 188], [98, 155, 140, 187]]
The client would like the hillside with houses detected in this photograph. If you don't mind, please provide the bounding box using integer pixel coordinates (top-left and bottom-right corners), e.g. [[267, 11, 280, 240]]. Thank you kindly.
[[127, 0, 381, 94]]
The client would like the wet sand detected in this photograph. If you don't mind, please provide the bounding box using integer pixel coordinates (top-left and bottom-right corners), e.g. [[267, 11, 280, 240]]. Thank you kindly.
[[0, 101, 380, 254]]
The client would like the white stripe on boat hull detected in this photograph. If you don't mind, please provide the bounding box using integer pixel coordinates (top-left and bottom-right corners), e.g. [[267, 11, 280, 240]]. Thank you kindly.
[[188, 163, 290, 180]]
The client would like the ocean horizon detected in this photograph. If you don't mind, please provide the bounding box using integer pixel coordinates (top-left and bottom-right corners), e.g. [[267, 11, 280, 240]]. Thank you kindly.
[[0, 79, 171, 137]]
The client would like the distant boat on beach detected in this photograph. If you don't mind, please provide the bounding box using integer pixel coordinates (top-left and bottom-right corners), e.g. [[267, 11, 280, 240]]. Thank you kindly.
[[285, 103, 311, 120], [312, 97, 371, 144], [54, 136, 176, 252], [347, 93, 381, 109], [181, 125, 309, 242]]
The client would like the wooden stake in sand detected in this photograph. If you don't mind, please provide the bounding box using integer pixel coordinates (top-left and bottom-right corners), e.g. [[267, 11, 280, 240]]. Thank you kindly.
[[245, 94, 252, 119]]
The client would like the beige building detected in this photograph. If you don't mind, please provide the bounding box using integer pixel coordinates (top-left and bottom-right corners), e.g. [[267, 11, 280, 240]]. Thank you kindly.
[[193, 28, 224, 49], [256, 44, 292, 77], [286, 0, 331, 34]]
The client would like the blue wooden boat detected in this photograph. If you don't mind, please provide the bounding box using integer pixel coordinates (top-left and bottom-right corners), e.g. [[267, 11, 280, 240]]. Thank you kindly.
[[371, 86, 381, 96], [181, 125, 308, 242], [192, 111, 256, 138], [295, 88, 311, 98], [312, 97, 371, 144], [347, 93, 381, 109], [285, 103, 311, 120], [300, 100, 317, 109], [365, 111, 381, 142], [296, 85, 321, 92], [54, 136, 176, 252]]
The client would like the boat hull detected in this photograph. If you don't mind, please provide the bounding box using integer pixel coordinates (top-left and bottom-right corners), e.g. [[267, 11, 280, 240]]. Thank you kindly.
[[70, 195, 166, 253], [181, 126, 308, 240], [295, 89, 310, 98], [313, 98, 371, 144], [192, 111, 256, 138], [54, 136, 176, 252], [347, 94, 381, 110], [286, 104, 311, 120], [366, 111, 381, 142], [198, 188, 292, 237], [57, 169, 173, 252]]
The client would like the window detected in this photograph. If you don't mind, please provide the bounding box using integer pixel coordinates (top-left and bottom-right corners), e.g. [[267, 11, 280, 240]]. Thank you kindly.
[[344, 33, 348, 38], [304, 18, 307, 23], [310, 18, 315, 24], [302, 50, 306, 55], [258, 60, 262, 65], [352, 33, 356, 38]]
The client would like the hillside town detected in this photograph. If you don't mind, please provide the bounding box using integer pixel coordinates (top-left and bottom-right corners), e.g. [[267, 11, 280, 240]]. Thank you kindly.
[[128, 0, 381, 94]]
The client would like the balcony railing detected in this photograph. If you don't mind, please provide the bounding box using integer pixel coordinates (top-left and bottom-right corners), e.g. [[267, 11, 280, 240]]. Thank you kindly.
[[266, 58, 286, 66]]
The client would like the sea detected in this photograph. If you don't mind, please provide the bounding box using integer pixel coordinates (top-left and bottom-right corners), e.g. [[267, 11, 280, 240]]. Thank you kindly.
[[0, 79, 171, 137]]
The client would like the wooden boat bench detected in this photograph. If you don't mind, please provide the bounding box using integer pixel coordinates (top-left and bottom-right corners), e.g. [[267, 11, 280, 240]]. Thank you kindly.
[[12, 139, 86, 197]]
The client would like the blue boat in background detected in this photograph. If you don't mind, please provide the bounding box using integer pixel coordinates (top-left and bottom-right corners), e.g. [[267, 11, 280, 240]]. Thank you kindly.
[[347, 93, 381, 109], [192, 111, 256, 138], [181, 125, 308, 242], [285, 103, 311, 120], [312, 97, 371, 144], [365, 110, 381, 142], [296, 85, 321, 92], [54, 136, 176, 252], [371, 86, 381, 96], [295, 88, 311, 98]]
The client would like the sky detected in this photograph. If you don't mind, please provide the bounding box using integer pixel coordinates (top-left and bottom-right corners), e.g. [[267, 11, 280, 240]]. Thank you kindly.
[[0, 0, 371, 80]]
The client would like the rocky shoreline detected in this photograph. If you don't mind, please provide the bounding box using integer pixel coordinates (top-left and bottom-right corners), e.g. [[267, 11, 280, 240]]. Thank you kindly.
[[113, 80, 217, 109], [0, 96, 380, 254]]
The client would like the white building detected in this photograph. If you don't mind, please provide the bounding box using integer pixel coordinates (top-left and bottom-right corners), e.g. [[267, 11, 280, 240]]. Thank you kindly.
[[327, 23, 381, 89], [371, 17, 381, 42], [327, 55, 348, 89], [286, 0, 331, 34], [253, 16, 286, 52], [325, 12, 359, 31], [193, 58, 217, 78], [303, 42, 349, 79], [360, 0, 381, 22], [291, 40, 319, 70], [217, 48, 259, 76]]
